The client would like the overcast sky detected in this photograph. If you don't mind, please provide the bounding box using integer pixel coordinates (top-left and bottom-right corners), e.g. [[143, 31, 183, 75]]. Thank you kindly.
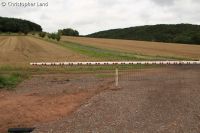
[[0, 0, 200, 35]]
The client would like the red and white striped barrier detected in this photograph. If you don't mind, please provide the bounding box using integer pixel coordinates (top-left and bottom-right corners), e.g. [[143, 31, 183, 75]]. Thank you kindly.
[[30, 61, 200, 66]]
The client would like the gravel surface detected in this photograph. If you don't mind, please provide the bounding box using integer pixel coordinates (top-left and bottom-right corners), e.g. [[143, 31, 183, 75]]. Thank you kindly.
[[34, 66, 200, 133]]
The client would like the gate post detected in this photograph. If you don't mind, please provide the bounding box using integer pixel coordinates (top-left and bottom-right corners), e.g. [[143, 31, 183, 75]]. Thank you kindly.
[[115, 67, 119, 87]]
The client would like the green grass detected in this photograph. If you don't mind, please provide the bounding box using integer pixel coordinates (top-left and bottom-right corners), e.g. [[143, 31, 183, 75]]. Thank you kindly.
[[0, 72, 29, 89], [61, 41, 160, 61], [62, 41, 188, 61], [95, 73, 115, 78], [0, 64, 158, 75], [63, 41, 193, 61]]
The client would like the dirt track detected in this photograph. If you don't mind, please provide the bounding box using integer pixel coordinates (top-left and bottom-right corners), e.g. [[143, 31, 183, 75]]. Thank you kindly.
[[0, 36, 89, 66], [62, 36, 200, 59], [0, 74, 114, 133], [33, 66, 200, 133]]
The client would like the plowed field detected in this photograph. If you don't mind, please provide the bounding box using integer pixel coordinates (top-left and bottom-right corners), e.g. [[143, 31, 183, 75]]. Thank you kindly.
[[0, 36, 89, 66]]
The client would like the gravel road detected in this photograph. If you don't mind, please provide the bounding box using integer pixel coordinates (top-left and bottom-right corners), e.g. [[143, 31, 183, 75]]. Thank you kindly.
[[34, 66, 200, 133]]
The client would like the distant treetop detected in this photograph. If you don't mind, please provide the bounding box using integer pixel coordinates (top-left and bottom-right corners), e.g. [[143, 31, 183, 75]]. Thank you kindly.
[[59, 28, 79, 36], [0, 16, 42, 34]]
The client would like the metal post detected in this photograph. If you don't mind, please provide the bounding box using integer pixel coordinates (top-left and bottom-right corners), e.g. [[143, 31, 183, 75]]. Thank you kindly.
[[115, 67, 119, 87]]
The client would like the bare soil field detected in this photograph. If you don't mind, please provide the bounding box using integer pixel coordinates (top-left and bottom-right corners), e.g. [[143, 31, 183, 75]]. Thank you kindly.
[[0, 73, 114, 132], [62, 36, 200, 59], [33, 66, 200, 133], [0, 36, 89, 67]]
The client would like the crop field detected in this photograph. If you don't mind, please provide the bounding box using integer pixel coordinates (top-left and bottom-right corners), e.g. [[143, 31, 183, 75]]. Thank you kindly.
[[0, 35, 200, 133], [0, 36, 89, 67], [62, 36, 200, 59], [1, 35, 199, 68]]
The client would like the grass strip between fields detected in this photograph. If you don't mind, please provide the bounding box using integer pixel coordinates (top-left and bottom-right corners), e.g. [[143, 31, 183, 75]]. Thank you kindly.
[[33, 36, 192, 61], [0, 64, 159, 90], [62, 41, 193, 61], [61, 41, 165, 61], [0, 64, 158, 74]]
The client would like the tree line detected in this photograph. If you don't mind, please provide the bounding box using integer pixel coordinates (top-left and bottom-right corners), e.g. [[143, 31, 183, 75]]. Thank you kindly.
[[87, 24, 200, 45], [0, 17, 42, 34], [58, 28, 79, 36], [38, 28, 79, 42]]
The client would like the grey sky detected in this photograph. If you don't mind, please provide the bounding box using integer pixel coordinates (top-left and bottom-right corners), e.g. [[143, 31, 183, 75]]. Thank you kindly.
[[151, 0, 175, 6], [0, 0, 199, 35]]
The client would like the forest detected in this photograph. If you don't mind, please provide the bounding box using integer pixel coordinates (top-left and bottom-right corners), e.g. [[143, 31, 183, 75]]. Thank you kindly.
[[87, 24, 200, 45], [0, 16, 42, 34]]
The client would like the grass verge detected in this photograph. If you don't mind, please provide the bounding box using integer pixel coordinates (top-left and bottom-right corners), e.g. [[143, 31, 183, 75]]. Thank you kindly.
[[0, 64, 158, 75], [0, 72, 29, 90], [95, 73, 115, 78]]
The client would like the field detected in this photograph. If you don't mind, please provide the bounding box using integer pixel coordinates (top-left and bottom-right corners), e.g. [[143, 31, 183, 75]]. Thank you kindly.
[[0, 35, 200, 133], [62, 36, 200, 59], [0, 36, 89, 67], [1, 36, 199, 68]]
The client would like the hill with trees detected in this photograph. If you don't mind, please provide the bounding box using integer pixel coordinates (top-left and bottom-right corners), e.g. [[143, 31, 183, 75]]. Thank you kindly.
[[87, 24, 200, 45], [0, 17, 42, 34], [59, 28, 79, 36]]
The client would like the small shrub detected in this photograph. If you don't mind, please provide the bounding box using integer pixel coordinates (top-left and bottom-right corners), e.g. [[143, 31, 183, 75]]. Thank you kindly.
[[23, 31, 29, 35], [47, 32, 61, 41], [55, 33, 61, 41], [0, 76, 6, 88], [51, 33, 56, 39], [47, 33, 51, 39], [18, 32, 23, 35], [39, 32, 46, 38]]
